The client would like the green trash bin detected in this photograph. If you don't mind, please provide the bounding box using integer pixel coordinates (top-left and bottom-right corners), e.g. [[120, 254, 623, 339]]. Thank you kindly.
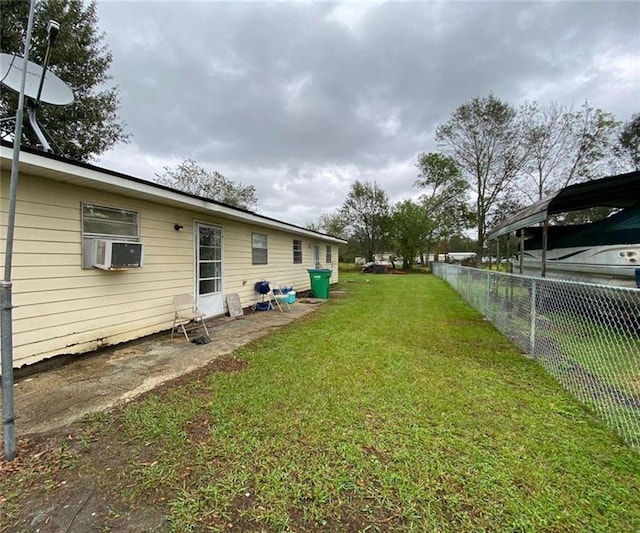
[[307, 268, 332, 299]]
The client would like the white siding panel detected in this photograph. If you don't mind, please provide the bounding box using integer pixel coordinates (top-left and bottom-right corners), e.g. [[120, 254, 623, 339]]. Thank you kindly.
[[220, 224, 339, 311], [11, 271, 192, 294], [10, 240, 79, 255], [1, 171, 200, 366], [14, 212, 79, 232], [9, 263, 193, 281], [2, 169, 340, 368], [3, 227, 79, 244], [14, 277, 188, 306], [14, 314, 175, 367]]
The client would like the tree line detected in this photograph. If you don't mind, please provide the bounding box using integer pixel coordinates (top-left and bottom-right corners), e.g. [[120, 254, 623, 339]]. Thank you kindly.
[[312, 95, 639, 267]]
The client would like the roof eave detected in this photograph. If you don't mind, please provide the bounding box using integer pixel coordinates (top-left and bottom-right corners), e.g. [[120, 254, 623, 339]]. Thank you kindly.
[[0, 144, 347, 245]]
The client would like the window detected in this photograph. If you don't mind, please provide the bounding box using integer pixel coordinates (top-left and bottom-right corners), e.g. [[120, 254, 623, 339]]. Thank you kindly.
[[252, 232, 268, 264], [81, 203, 140, 268], [293, 239, 302, 264], [312, 244, 320, 267], [326, 245, 332, 265]]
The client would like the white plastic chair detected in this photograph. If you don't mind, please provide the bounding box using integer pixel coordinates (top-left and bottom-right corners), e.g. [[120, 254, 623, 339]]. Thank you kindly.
[[171, 294, 210, 341], [272, 283, 292, 311], [262, 283, 283, 312]]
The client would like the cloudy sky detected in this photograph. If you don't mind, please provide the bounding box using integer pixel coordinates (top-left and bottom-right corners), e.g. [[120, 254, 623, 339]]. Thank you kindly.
[[94, 0, 640, 227]]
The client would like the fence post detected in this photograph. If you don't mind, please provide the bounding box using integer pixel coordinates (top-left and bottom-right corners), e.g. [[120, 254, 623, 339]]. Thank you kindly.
[[486, 270, 491, 318], [529, 279, 536, 356], [432, 262, 640, 448], [467, 268, 471, 300]]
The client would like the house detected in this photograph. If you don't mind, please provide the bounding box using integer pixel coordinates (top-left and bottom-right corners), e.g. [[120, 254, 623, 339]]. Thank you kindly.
[[0, 142, 346, 368]]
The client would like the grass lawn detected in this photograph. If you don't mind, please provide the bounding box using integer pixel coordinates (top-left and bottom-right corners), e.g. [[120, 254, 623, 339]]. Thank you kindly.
[[2, 272, 639, 532]]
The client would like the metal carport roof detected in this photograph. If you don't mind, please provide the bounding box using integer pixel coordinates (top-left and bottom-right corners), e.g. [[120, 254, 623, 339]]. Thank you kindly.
[[488, 170, 640, 239]]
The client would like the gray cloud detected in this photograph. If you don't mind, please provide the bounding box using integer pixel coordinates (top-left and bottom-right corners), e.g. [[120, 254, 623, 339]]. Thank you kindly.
[[95, 0, 640, 225]]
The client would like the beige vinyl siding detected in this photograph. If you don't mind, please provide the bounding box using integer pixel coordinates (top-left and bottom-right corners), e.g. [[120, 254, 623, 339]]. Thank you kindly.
[[1, 169, 339, 368], [1, 172, 195, 366], [222, 226, 338, 306]]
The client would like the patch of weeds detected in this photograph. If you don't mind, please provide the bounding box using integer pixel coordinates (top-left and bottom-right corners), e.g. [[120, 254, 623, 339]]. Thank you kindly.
[[82, 410, 110, 425], [0, 486, 21, 525]]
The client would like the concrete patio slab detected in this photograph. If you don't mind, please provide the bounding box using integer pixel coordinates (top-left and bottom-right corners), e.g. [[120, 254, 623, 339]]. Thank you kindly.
[[5, 299, 324, 437]]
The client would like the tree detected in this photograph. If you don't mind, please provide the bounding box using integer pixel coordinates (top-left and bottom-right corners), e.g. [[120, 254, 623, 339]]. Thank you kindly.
[[518, 101, 574, 202], [388, 200, 431, 269], [156, 159, 258, 210], [446, 234, 476, 253], [617, 113, 640, 171], [436, 94, 527, 265], [340, 180, 389, 262], [414, 152, 473, 262], [306, 211, 354, 262], [0, 0, 129, 161], [519, 101, 619, 202], [307, 212, 349, 239]]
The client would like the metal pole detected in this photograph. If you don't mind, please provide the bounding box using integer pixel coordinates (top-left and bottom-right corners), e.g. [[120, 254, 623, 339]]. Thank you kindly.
[[35, 43, 53, 106], [519, 230, 524, 274], [541, 219, 549, 278], [486, 270, 491, 318], [2, 0, 36, 461], [31, 21, 58, 153], [530, 279, 537, 356]]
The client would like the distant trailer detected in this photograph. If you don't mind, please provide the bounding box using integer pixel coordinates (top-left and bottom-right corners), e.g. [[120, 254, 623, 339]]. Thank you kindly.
[[445, 252, 476, 262]]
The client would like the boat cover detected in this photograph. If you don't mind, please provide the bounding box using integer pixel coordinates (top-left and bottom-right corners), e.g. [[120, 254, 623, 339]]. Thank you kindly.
[[518, 202, 640, 250], [488, 171, 640, 239]]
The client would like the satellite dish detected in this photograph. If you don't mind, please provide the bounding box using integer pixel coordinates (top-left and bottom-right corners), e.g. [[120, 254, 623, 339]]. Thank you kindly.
[[0, 52, 74, 106], [0, 51, 74, 152]]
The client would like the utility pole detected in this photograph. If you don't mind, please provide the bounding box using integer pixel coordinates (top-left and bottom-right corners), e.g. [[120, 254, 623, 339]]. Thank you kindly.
[[2, 0, 36, 461]]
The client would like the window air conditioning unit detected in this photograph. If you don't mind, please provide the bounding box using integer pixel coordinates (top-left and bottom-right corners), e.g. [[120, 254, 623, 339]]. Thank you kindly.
[[91, 239, 144, 270]]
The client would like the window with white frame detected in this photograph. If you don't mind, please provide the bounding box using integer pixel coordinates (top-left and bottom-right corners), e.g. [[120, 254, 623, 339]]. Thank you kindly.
[[312, 244, 320, 267], [326, 245, 332, 265], [81, 203, 140, 268], [252, 232, 268, 264], [293, 239, 302, 264]]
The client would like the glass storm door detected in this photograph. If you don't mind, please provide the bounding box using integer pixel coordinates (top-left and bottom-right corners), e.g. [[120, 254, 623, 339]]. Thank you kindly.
[[196, 224, 223, 316]]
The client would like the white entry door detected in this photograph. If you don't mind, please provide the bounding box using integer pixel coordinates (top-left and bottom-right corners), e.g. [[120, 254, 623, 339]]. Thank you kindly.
[[196, 224, 223, 316]]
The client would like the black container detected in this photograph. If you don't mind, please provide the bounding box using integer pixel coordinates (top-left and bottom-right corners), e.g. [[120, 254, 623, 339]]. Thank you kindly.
[[254, 281, 270, 294]]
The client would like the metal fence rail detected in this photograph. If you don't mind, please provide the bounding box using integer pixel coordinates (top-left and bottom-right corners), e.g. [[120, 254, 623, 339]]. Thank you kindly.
[[431, 262, 640, 449]]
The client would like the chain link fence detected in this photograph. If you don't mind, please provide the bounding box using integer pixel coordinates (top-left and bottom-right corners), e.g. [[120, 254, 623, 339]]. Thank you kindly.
[[431, 262, 640, 449]]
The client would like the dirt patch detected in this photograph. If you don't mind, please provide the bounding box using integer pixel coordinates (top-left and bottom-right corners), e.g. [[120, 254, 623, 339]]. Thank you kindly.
[[185, 411, 213, 443], [1, 428, 168, 532], [0, 355, 250, 533], [209, 356, 249, 373], [444, 317, 487, 326]]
